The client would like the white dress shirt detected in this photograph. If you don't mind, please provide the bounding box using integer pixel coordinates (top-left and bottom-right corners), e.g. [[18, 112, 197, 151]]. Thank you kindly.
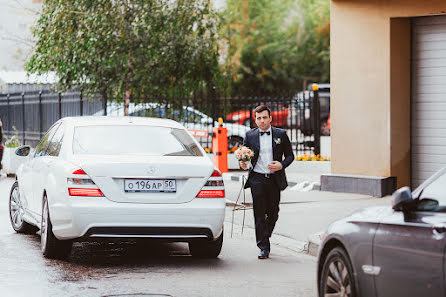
[[253, 127, 274, 174]]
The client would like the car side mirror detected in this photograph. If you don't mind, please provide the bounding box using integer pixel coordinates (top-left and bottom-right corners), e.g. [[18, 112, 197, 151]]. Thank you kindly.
[[392, 186, 414, 211], [15, 145, 31, 157]]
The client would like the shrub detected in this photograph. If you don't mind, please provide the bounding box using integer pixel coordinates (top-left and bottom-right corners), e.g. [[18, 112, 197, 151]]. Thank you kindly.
[[5, 126, 20, 148]]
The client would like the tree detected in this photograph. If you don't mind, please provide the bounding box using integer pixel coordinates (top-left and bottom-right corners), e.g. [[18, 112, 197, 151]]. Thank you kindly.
[[26, 0, 220, 114], [297, 0, 330, 86], [0, 0, 40, 70], [220, 0, 330, 95]]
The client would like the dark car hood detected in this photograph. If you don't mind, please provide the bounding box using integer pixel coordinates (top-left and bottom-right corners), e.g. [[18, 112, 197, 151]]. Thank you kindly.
[[323, 206, 393, 248], [342, 206, 392, 224]]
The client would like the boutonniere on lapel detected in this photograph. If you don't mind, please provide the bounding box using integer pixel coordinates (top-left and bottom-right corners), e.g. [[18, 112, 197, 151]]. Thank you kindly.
[[273, 138, 281, 145]]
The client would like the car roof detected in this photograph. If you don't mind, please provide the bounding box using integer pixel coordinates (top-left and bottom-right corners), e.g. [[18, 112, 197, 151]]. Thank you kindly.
[[59, 116, 185, 129]]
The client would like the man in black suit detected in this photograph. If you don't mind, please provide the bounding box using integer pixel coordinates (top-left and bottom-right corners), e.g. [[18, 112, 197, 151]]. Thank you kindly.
[[240, 105, 294, 259]]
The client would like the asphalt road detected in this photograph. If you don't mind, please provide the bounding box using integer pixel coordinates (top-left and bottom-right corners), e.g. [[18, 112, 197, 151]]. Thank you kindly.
[[0, 177, 317, 297]]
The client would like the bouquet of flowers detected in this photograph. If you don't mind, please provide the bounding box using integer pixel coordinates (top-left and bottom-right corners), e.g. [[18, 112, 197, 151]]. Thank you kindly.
[[234, 146, 254, 162]]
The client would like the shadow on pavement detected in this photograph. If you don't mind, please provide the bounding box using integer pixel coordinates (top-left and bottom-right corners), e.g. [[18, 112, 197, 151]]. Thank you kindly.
[[17, 234, 225, 282]]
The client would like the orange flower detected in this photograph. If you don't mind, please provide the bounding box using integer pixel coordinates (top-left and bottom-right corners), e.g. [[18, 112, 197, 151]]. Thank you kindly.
[[296, 154, 330, 161]]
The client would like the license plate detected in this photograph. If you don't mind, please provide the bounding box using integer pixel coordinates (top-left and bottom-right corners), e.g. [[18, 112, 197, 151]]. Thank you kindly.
[[124, 179, 176, 193]]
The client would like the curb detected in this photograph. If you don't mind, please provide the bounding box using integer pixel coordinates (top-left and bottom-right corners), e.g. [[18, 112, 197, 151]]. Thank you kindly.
[[289, 181, 321, 192], [225, 198, 253, 207], [225, 206, 324, 257], [224, 221, 308, 254], [225, 214, 324, 257], [224, 171, 324, 257], [307, 231, 325, 257]]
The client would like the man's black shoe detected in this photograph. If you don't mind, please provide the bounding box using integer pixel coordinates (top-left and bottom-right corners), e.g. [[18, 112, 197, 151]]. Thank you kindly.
[[258, 250, 269, 259]]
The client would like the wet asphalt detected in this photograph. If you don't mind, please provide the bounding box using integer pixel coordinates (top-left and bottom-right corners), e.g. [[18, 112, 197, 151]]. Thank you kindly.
[[0, 178, 317, 297]]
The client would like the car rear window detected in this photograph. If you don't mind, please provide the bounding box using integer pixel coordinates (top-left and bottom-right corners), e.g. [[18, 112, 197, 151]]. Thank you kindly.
[[72, 125, 203, 156]]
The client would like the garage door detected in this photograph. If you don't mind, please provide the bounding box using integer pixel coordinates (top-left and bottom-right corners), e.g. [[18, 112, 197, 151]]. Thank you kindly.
[[411, 15, 446, 187]]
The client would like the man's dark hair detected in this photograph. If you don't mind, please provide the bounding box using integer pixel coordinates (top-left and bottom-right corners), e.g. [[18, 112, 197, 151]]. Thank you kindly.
[[254, 105, 271, 117]]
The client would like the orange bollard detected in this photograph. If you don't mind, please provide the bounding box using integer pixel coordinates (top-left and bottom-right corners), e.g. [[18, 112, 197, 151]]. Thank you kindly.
[[212, 125, 228, 173]]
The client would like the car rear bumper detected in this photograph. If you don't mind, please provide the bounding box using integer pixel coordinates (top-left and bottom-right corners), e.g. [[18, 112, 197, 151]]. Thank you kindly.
[[84, 226, 214, 240], [50, 197, 225, 241]]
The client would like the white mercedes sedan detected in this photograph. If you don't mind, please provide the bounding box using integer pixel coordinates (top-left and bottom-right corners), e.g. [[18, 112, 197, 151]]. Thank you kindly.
[[9, 117, 225, 259]]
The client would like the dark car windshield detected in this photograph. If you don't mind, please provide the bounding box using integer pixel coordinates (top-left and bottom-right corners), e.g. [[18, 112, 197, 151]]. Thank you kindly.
[[416, 172, 446, 212], [72, 125, 202, 156]]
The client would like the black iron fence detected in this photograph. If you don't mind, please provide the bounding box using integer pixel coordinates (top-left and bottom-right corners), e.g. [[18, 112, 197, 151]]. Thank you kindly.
[[0, 90, 104, 145], [0, 89, 323, 156]]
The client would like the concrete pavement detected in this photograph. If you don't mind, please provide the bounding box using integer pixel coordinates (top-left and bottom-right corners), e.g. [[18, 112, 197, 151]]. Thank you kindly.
[[223, 161, 392, 256], [0, 177, 318, 297], [1, 160, 394, 259]]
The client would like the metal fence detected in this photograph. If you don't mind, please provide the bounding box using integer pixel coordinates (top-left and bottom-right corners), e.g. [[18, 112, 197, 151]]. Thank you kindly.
[[0, 89, 323, 156], [0, 90, 104, 146]]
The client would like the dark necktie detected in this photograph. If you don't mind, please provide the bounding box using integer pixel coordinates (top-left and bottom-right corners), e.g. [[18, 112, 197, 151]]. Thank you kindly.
[[260, 131, 270, 136]]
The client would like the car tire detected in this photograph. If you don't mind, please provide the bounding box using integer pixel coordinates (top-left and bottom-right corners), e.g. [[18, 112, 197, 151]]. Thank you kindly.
[[228, 136, 243, 150], [319, 247, 357, 297], [9, 181, 38, 234], [189, 232, 223, 258], [41, 195, 72, 259]]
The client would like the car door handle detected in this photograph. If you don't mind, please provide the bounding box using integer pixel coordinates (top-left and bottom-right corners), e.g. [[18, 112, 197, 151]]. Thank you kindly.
[[433, 224, 446, 233]]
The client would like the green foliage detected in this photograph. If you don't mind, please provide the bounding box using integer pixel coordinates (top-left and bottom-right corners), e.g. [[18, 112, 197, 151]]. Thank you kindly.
[[220, 0, 330, 95], [26, 0, 220, 101], [297, 0, 330, 83], [27, 0, 329, 99]]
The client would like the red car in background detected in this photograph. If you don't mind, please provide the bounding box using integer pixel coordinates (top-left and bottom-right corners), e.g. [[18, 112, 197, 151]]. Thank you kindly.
[[326, 115, 331, 133], [226, 104, 289, 127]]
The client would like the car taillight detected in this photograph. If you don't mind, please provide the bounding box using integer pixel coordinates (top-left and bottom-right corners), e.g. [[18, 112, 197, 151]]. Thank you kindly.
[[196, 190, 225, 198], [68, 168, 103, 197], [68, 188, 104, 197], [196, 169, 225, 198], [68, 168, 94, 185], [204, 180, 224, 187], [67, 178, 95, 185], [211, 169, 222, 177]]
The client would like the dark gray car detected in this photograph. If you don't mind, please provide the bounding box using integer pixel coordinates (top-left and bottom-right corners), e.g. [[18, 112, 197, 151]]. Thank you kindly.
[[317, 168, 446, 297]]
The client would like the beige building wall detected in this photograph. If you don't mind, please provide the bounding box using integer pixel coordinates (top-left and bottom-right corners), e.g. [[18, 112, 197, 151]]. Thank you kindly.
[[331, 0, 446, 187]]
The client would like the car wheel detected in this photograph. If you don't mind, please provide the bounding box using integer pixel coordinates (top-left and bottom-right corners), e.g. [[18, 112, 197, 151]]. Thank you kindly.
[[9, 181, 37, 234], [321, 120, 330, 136], [320, 247, 357, 297], [189, 232, 223, 258], [228, 136, 243, 150], [41, 195, 72, 259]]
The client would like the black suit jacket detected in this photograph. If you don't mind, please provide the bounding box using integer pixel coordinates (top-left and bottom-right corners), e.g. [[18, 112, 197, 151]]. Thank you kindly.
[[243, 127, 294, 191]]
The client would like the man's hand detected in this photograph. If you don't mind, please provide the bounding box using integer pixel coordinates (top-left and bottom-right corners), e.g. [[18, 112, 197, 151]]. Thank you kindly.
[[268, 161, 282, 172], [240, 161, 248, 170]]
